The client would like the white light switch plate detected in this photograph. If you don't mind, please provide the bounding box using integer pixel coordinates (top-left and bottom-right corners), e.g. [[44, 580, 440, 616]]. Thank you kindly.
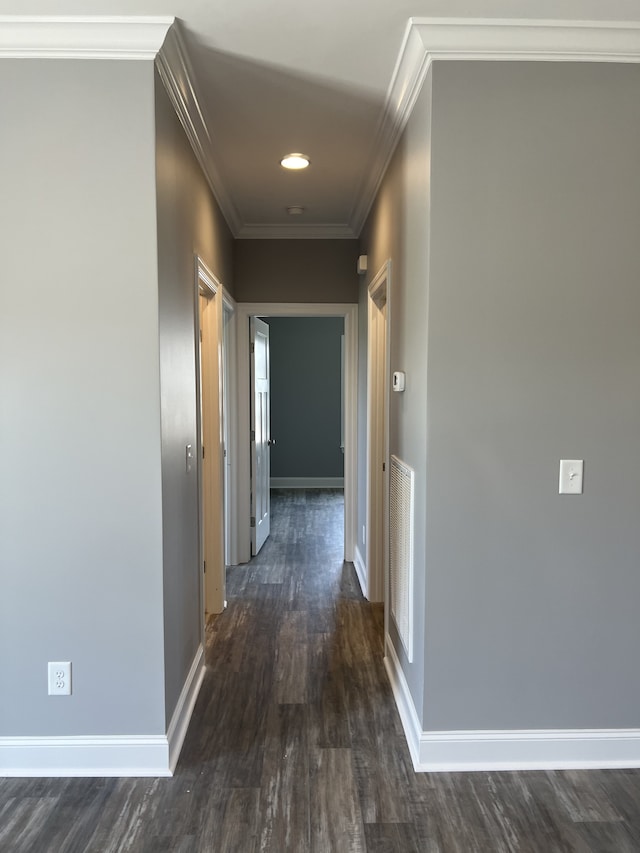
[[559, 459, 583, 494]]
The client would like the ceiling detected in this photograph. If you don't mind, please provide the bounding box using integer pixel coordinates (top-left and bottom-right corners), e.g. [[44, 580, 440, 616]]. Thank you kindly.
[[2, 0, 640, 238]]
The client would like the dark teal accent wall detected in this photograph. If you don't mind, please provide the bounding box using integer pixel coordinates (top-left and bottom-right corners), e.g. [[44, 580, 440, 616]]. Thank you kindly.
[[267, 317, 344, 479]]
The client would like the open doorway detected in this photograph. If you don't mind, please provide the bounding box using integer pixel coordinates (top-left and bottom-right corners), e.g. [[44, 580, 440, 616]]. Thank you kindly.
[[365, 260, 391, 604], [250, 316, 271, 555], [233, 303, 358, 567], [268, 316, 345, 491], [249, 313, 348, 558], [222, 293, 237, 568], [245, 315, 347, 560], [195, 257, 226, 619]]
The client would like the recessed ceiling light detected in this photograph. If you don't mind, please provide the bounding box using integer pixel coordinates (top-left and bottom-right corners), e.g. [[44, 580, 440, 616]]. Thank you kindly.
[[287, 206, 305, 215], [280, 153, 310, 170]]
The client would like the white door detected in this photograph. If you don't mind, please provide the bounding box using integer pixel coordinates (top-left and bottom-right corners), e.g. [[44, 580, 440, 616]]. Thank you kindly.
[[251, 317, 270, 555]]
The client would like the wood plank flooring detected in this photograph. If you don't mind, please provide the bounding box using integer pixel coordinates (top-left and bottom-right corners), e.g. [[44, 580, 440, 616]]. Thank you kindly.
[[3, 488, 640, 851]]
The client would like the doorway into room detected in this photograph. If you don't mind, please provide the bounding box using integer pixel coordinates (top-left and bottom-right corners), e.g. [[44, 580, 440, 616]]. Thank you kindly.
[[365, 260, 390, 604], [234, 303, 358, 568], [195, 258, 226, 623]]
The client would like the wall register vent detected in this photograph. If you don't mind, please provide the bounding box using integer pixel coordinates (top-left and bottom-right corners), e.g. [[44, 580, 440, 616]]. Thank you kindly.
[[389, 454, 414, 662]]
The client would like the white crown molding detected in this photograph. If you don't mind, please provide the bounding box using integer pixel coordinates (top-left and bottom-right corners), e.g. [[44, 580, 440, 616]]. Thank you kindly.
[[237, 222, 356, 240], [8, 17, 640, 240], [409, 16, 640, 63], [156, 23, 243, 237], [384, 636, 640, 772], [350, 17, 640, 236], [0, 17, 242, 237], [349, 20, 430, 237], [0, 15, 174, 59]]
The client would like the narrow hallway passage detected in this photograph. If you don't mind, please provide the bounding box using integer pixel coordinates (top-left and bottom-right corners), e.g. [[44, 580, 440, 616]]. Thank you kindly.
[[178, 487, 412, 851], [3, 491, 640, 851], [163, 490, 640, 852]]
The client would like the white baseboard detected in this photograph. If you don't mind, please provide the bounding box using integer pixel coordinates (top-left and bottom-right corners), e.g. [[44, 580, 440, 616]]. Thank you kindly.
[[353, 545, 368, 599], [0, 645, 205, 778], [0, 735, 171, 777], [384, 634, 422, 767], [384, 635, 640, 772], [270, 477, 344, 489], [167, 643, 205, 773], [416, 728, 640, 772]]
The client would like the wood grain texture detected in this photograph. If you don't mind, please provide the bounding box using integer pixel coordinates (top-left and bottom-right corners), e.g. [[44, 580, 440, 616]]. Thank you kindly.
[[2, 490, 640, 851], [310, 748, 366, 853]]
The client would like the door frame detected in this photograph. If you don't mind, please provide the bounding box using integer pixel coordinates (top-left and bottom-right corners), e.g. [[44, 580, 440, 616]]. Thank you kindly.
[[366, 260, 391, 603], [249, 316, 271, 556], [222, 290, 238, 567], [195, 256, 226, 617], [235, 302, 358, 565]]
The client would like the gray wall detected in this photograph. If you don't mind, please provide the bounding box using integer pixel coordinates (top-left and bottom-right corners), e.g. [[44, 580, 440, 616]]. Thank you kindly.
[[0, 60, 165, 736], [0, 58, 235, 745], [358, 70, 433, 722], [424, 61, 640, 731], [234, 239, 359, 302], [268, 317, 344, 479], [362, 60, 640, 734], [154, 71, 235, 724]]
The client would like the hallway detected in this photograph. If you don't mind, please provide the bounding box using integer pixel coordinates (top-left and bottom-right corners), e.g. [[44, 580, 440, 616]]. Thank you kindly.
[[3, 490, 640, 851]]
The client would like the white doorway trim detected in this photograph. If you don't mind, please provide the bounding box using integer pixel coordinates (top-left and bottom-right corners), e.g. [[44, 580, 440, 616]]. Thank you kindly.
[[249, 316, 272, 556], [195, 257, 226, 618], [366, 260, 391, 603], [235, 302, 358, 565], [222, 290, 238, 567]]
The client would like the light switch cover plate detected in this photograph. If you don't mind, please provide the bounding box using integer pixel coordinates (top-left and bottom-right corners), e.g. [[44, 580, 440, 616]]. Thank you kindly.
[[559, 459, 583, 494]]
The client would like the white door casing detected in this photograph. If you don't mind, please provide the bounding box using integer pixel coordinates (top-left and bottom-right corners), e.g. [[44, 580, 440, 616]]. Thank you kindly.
[[366, 261, 391, 604], [222, 291, 238, 567], [250, 316, 271, 555], [196, 257, 226, 617], [235, 303, 358, 566]]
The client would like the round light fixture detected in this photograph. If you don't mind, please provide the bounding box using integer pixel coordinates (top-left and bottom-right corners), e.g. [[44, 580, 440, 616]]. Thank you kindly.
[[287, 206, 305, 216], [280, 153, 310, 170]]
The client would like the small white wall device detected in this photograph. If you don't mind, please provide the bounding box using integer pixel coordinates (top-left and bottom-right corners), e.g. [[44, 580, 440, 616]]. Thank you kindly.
[[559, 459, 584, 494], [357, 254, 368, 275], [392, 371, 405, 392]]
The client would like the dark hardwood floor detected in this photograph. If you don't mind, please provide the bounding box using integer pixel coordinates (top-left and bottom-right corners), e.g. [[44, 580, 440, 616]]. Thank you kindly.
[[3, 488, 640, 851]]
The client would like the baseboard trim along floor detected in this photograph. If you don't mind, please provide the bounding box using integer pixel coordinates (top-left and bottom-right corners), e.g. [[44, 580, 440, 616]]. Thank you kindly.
[[384, 635, 640, 772], [0, 735, 172, 778], [0, 644, 205, 778], [353, 545, 368, 599], [167, 643, 206, 773], [270, 477, 344, 489]]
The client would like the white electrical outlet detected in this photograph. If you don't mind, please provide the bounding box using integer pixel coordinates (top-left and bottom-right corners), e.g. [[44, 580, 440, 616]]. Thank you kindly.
[[48, 661, 72, 696], [362, 525, 366, 546]]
